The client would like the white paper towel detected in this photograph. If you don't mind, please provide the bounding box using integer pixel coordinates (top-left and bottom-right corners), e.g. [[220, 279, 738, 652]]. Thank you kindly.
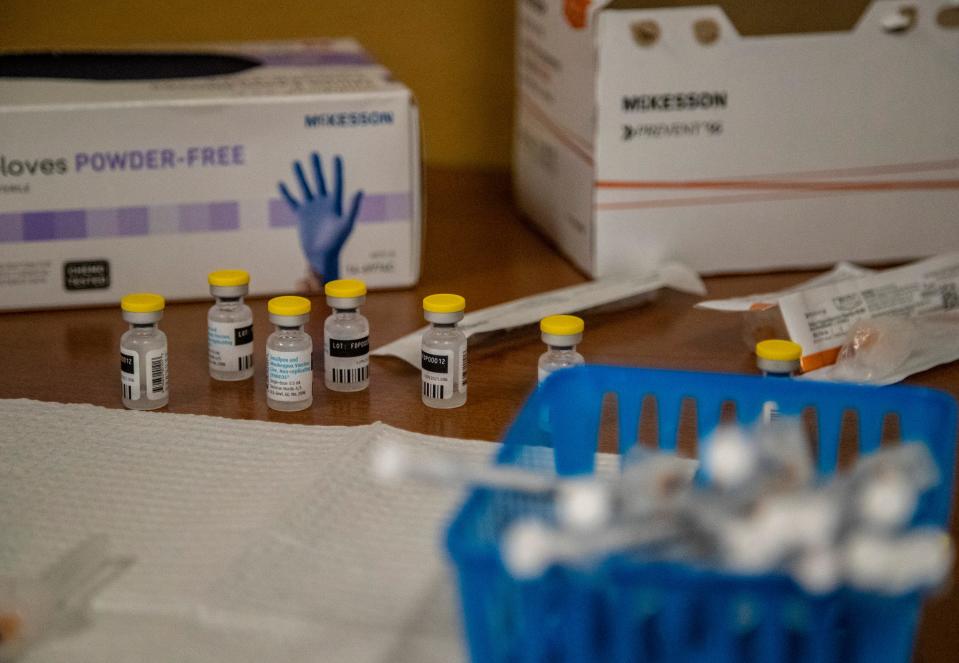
[[0, 399, 498, 663]]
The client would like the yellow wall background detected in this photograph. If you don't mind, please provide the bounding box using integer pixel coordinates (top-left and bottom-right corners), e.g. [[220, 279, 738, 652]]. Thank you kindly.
[[0, 1, 516, 169]]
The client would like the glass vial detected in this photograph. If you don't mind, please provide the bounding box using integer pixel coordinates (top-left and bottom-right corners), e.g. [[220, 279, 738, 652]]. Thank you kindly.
[[538, 315, 585, 383], [207, 269, 254, 381], [323, 279, 370, 392], [756, 340, 802, 377], [421, 293, 467, 409], [266, 296, 313, 412], [756, 339, 802, 423], [120, 293, 169, 410]]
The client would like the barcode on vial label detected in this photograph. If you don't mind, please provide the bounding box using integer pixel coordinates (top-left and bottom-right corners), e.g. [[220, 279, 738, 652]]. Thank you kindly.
[[146, 349, 168, 399], [122, 383, 134, 399], [421, 349, 453, 400], [151, 356, 163, 391], [237, 354, 253, 371], [423, 382, 446, 400], [332, 365, 369, 384]]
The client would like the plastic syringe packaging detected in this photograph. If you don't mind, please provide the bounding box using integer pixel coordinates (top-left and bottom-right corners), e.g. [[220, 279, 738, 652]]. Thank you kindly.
[[373, 262, 705, 367], [696, 262, 875, 349], [699, 254, 959, 384], [780, 253, 959, 371]]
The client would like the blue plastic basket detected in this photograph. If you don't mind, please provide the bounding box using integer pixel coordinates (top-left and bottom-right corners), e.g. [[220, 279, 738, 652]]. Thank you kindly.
[[446, 366, 957, 663]]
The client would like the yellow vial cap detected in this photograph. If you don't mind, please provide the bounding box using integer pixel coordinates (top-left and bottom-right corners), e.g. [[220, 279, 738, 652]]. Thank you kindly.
[[268, 295, 311, 316], [423, 293, 466, 313], [121, 293, 165, 313], [325, 279, 367, 298], [208, 269, 250, 287], [540, 315, 584, 336], [756, 339, 802, 362]]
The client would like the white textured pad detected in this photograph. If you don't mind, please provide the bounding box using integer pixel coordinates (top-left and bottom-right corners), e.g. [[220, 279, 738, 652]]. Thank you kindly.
[[0, 399, 495, 663]]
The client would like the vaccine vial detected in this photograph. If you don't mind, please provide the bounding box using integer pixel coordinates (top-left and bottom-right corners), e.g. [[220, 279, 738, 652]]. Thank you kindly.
[[120, 293, 169, 410], [756, 339, 802, 422], [323, 279, 370, 392], [538, 315, 585, 383], [266, 296, 313, 412], [756, 339, 802, 377], [421, 293, 467, 409], [207, 269, 254, 381]]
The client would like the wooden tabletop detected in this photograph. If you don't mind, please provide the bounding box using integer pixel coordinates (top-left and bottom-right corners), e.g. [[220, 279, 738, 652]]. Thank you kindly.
[[1, 167, 956, 660]]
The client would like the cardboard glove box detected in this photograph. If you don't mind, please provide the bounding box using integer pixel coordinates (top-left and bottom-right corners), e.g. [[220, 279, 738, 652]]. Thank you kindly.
[[0, 39, 421, 310]]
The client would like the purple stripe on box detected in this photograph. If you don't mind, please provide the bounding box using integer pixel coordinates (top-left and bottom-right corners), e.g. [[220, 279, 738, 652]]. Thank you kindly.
[[384, 192, 412, 220], [208, 202, 239, 231], [269, 199, 297, 228], [0, 195, 408, 244], [86, 208, 118, 238], [22, 212, 57, 241], [178, 204, 210, 232], [268, 192, 412, 227], [358, 194, 386, 221], [179, 202, 239, 233], [0, 214, 24, 243], [118, 207, 149, 236], [23, 210, 86, 241], [149, 206, 179, 236]]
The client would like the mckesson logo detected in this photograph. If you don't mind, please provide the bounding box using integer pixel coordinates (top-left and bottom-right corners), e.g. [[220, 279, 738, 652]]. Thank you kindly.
[[623, 91, 727, 112], [304, 111, 394, 128], [0, 155, 68, 177]]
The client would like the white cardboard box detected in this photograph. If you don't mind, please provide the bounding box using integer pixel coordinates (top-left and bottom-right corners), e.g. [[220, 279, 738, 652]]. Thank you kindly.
[[0, 39, 421, 310], [514, 0, 959, 276]]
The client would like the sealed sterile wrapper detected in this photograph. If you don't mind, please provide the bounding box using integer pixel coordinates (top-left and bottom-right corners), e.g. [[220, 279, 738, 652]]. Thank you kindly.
[[696, 262, 875, 314], [700, 253, 959, 384], [0, 39, 421, 310], [780, 253, 959, 372], [373, 262, 705, 367], [697, 262, 875, 349]]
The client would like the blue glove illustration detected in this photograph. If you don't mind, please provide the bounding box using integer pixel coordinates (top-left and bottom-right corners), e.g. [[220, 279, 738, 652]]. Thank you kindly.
[[278, 153, 364, 283]]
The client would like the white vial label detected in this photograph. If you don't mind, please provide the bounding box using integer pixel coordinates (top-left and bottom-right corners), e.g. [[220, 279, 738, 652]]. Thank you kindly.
[[121, 349, 140, 400], [422, 349, 454, 400], [145, 348, 169, 400], [325, 334, 370, 386], [268, 349, 313, 402], [208, 319, 254, 373], [459, 344, 468, 393]]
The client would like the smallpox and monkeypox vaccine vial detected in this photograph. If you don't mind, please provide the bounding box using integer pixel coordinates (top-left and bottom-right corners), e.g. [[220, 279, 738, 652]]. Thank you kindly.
[[421, 293, 467, 409], [266, 296, 313, 412], [119, 293, 169, 410], [207, 269, 254, 381], [755, 339, 802, 378], [755, 339, 802, 423], [323, 279, 370, 392], [538, 315, 585, 383]]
